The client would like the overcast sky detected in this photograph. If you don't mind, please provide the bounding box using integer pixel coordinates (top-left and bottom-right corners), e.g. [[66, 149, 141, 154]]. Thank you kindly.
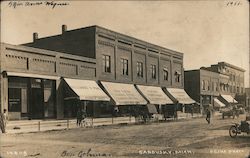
[[1, 0, 249, 87]]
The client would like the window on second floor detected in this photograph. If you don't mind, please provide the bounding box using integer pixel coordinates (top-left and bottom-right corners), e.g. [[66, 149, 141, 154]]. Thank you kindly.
[[175, 71, 181, 83], [151, 64, 157, 79], [121, 58, 128, 76], [237, 86, 239, 93], [136, 62, 143, 78], [202, 80, 205, 90], [102, 55, 111, 73], [207, 81, 210, 91], [215, 83, 219, 91], [163, 68, 169, 81]]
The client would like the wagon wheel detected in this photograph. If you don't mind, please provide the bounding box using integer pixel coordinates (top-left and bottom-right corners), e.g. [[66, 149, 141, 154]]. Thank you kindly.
[[229, 125, 238, 138]]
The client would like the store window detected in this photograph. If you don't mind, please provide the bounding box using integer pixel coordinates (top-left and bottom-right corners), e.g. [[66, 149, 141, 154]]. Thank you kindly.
[[136, 62, 143, 78], [8, 88, 21, 112], [102, 55, 111, 73], [151, 64, 156, 79], [121, 58, 128, 76], [8, 77, 28, 113]]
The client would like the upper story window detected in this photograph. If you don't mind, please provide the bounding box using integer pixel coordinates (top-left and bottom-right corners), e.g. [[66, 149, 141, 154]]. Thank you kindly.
[[207, 81, 210, 91], [121, 58, 128, 76], [151, 64, 157, 79], [163, 68, 169, 81], [236, 86, 239, 93], [136, 62, 143, 78], [202, 80, 205, 90], [175, 71, 181, 83], [215, 83, 219, 91], [211, 82, 214, 91], [102, 55, 111, 73]]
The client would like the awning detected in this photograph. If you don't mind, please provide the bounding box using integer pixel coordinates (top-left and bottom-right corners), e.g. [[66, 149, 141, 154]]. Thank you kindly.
[[101, 81, 147, 105], [220, 95, 238, 104], [147, 104, 158, 114], [6, 71, 60, 80], [64, 78, 110, 101], [165, 88, 196, 104], [136, 85, 173, 104], [213, 98, 226, 107]]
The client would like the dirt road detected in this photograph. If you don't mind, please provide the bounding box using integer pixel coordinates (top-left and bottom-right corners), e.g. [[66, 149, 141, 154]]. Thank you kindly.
[[1, 115, 249, 158]]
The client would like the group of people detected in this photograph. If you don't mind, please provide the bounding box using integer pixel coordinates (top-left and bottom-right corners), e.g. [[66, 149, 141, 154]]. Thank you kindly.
[[76, 109, 87, 127]]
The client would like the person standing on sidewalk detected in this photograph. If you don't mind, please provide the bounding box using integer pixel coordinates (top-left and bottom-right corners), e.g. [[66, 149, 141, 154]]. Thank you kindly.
[[206, 108, 211, 124], [76, 109, 83, 127], [0, 109, 8, 133]]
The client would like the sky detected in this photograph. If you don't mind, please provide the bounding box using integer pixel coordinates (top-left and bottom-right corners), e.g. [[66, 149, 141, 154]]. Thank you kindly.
[[1, 0, 249, 87]]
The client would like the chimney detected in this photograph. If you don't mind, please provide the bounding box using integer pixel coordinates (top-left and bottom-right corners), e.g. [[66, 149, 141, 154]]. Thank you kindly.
[[33, 32, 38, 42], [62, 25, 67, 34]]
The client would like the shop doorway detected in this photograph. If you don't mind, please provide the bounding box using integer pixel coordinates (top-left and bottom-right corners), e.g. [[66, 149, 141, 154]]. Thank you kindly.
[[30, 87, 44, 119]]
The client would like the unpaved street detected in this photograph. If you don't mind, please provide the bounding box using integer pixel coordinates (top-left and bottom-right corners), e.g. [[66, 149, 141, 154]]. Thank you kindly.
[[1, 115, 250, 158]]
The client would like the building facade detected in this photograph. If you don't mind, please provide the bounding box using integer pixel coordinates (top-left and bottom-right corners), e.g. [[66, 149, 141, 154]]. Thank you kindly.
[[1, 25, 194, 120], [185, 63, 245, 112]]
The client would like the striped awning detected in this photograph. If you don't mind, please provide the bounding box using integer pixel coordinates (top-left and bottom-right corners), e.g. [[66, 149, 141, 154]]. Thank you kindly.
[[136, 85, 173, 104], [165, 88, 196, 104], [101, 81, 147, 105], [64, 78, 110, 101]]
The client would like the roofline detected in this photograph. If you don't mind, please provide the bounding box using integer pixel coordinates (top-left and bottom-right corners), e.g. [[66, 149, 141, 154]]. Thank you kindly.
[[94, 25, 183, 56], [22, 25, 183, 57], [218, 62, 245, 72]]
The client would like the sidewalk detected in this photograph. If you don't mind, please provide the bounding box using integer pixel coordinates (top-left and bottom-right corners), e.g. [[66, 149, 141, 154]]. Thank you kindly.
[[4, 113, 203, 134], [5, 117, 136, 134]]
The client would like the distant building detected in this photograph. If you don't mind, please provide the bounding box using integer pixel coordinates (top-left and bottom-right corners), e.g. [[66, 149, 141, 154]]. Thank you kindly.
[[185, 62, 245, 112], [245, 88, 250, 112], [1, 25, 195, 120]]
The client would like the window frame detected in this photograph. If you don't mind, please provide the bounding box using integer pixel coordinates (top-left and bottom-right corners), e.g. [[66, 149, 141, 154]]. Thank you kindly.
[[136, 62, 143, 78], [151, 64, 157, 79], [121, 58, 129, 76], [163, 68, 169, 81], [102, 55, 111, 73]]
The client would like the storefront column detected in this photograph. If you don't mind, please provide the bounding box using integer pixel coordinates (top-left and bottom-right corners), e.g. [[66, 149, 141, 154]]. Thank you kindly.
[[1, 74, 8, 114], [56, 79, 64, 119]]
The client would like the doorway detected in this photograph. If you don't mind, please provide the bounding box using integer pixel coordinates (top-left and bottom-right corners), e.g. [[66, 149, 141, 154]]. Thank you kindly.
[[30, 87, 44, 119]]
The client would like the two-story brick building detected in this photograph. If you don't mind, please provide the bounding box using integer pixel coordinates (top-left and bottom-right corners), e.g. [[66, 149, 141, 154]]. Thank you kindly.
[[185, 62, 245, 112], [1, 25, 195, 120]]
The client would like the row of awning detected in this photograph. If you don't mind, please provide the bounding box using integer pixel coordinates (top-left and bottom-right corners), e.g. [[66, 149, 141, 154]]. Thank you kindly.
[[6, 72, 238, 108], [64, 78, 195, 106], [213, 95, 238, 108]]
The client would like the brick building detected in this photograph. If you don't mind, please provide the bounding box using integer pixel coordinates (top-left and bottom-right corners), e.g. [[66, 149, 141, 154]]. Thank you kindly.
[[185, 62, 245, 112], [1, 25, 195, 120]]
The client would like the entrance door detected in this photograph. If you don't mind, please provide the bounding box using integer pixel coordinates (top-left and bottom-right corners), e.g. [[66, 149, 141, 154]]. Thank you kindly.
[[30, 88, 44, 119]]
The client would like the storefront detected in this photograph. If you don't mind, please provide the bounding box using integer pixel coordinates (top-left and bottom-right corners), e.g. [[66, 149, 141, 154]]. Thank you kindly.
[[164, 88, 197, 115], [136, 85, 173, 115], [7, 72, 58, 120], [100, 81, 147, 116], [63, 78, 110, 118]]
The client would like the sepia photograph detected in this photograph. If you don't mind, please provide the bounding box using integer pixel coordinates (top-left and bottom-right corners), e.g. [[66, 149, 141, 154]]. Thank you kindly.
[[0, 0, 249, 158]]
